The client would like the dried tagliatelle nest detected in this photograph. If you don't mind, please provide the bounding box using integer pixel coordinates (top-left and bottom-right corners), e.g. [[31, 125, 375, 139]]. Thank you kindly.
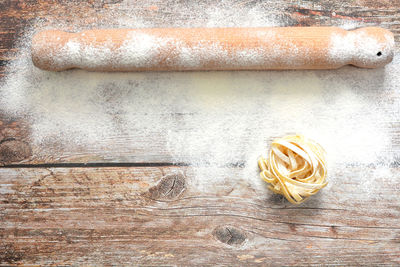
[[258, 135, 327, 204]]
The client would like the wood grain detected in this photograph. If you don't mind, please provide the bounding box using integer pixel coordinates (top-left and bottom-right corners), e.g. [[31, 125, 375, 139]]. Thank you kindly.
[[0, 0, 399, 165], [0, 167, 399, 265], [1, 0, 400, 62], [1, 0, 400, 266]]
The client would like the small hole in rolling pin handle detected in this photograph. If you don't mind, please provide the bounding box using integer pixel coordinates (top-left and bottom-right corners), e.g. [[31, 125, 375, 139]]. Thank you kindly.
[[377, 51, 382, 57]]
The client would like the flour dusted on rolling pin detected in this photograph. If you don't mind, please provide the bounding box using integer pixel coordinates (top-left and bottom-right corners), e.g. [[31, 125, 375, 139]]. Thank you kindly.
[[31, 27, 394, 71]]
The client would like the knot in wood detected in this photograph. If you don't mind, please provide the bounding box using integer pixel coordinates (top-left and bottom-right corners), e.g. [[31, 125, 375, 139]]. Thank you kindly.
[[0, 139, 32, 164], [213, 226, 246, 246], [0, 244, 23, 263], [148, 172, 186, 200]]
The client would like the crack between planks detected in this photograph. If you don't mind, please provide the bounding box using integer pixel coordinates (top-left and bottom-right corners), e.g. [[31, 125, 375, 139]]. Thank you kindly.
[[0, 162, 189, 168], [4, 159, 394, 169], [0, 161, 247, 169], [148, 213, 400, 230], [247, 229, 380, 242]]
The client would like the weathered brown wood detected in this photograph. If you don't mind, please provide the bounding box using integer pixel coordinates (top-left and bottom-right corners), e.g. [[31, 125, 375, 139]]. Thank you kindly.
[[0, 120, 32, 166], [0, 0, 400, 165], [0, 0, 400, 265], [1, 0, 400, 61], [0, 167, 399, 265], [1, 67, 400, 165]]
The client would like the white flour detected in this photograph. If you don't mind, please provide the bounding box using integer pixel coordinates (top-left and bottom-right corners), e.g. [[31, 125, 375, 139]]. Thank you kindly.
[[0, 0, 399, 200], [328, 30, 394, 67]]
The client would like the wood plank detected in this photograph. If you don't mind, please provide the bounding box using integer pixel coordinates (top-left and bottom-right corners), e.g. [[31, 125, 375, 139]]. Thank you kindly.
[[1, 64, 400, 165], [0, 0, 400, 165], [1, 0, 400, 61], [0, 167, 399, 265], [0, 1, 399, 266]]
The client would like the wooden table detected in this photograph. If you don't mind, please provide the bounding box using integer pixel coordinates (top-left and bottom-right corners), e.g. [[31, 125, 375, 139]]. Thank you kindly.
[[1, 1, 399, 266]]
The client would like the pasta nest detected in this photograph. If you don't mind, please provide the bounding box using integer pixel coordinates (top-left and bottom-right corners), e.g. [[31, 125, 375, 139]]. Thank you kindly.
[[258, 135, 327, 204]]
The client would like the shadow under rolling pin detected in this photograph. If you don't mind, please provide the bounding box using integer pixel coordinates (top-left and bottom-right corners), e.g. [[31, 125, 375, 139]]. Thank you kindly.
[[31, 27, 394, 72]]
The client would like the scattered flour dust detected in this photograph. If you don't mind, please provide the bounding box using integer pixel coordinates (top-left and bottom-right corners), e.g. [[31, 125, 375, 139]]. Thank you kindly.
[[328, 30, 394, 67], [0, 0, 399, 200]]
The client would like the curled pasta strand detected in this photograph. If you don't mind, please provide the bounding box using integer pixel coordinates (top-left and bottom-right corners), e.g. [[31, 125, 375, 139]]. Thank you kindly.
[[258, 135, 328, 204]]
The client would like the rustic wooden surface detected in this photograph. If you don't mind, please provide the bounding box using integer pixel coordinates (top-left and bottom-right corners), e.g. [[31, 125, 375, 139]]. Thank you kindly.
[[0, 0, 400, 266], [1, 166, 400, 265]]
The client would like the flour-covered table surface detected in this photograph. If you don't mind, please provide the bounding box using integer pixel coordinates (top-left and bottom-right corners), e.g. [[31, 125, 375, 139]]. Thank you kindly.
[[0, 1, 400, 266]]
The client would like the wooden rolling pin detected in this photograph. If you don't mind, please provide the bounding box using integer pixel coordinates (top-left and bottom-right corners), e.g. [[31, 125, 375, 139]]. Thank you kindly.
[[31, 27, 394, 71]]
